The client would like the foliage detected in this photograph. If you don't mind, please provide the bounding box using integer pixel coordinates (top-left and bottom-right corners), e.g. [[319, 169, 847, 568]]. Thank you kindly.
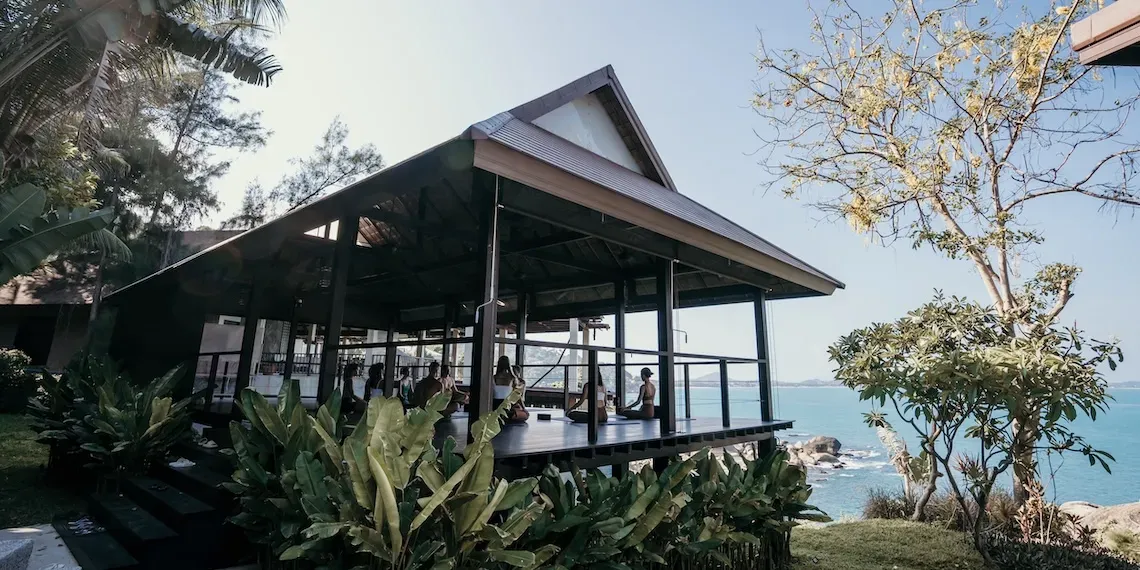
[[1104, 529, 1140, 564], [0, 183, 129, 284], [25, 356, 193, 481], [0, 347, 34, 413], [988, 534, 1140, 570], [829, 293, 1117, 561], [754, 0, 1135, 499], [223, 118, 385, 228], [789, 519, 985, 570], [0, 0, 285, 172], [862, 487, 1019, 538], [229, 382, 823, 570]]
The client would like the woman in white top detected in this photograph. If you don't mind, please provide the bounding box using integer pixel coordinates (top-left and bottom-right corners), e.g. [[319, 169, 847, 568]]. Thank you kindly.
[[493, 355, 529, 423]]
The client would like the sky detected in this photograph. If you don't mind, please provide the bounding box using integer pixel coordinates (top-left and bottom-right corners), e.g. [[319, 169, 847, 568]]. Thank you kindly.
[[208, 0, 1140, 384]]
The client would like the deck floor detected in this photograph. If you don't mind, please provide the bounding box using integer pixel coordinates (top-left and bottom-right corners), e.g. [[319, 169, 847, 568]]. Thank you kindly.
[[432, 411, 792, 457]]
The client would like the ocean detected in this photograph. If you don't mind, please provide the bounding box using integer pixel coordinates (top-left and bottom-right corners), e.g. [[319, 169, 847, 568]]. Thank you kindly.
[[683, 385, 1140, 520]]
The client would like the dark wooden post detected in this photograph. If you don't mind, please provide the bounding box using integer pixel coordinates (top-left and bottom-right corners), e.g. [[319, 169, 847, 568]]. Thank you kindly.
[[614, 280, 626, 408], [753, 291, 773, 422], [317, 216, 357, 403], [719, 359, 731, 428], [683, 363, 691, 419], [587, 349, 598, 444], [283, 297, 299, 383], [515, 292, 529, 370], [562, 365, 570, 410], [468, 172, 501, 427], [383, 310, 399, 397], [232, 282, 263, 415], [442, 301, 458, 368], [205, 354, 220, 411], [656, 259, 677, 434]]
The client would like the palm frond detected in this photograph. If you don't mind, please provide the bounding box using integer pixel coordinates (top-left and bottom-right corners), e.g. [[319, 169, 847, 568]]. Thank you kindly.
[[153, 14, 281, 86], [72, 227, 132, 261], [76, 41, 126, 151]]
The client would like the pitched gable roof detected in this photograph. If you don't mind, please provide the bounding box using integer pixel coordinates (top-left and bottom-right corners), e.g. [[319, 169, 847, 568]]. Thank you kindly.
[[505, 65, 677, 191]]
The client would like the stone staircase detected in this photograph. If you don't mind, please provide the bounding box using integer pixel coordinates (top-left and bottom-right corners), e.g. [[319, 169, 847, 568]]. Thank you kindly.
[[52, 441, 247, 570]]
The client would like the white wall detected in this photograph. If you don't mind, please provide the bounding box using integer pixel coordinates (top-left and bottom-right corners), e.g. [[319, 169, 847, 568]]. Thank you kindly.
[[532, 93, 644, 174]]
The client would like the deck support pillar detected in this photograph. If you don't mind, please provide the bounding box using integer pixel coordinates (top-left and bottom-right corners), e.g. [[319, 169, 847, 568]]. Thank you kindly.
[[587, 349, 599, 444], [317, 215, 357, 404], [611, 463, 628, 480], [656, 259, 677, 434], [232, 281, 263, 415], [652, 456, 670, 474], [753, 291, 773, 422], [383, 310, 399, 397], [469, 171, 502, 429], [283, 296, 299, 383], [613, 280, 626, 408], [515, 292, 529, 370], [442, 301, 458, 368]]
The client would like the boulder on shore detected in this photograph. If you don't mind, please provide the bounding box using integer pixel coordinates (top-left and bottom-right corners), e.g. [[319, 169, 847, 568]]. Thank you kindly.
[[812, 452, 841, 464], [1060, 501, 1140, 535], [806, 436, 842, 455]]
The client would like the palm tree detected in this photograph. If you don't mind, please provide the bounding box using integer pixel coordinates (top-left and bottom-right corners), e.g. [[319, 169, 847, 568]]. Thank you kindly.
[[0, 0, 286, 174]]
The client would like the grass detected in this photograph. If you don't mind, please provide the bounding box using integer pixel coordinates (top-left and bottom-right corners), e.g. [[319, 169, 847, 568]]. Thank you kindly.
[[792, 519, 985, 570], [0, 413, 84, 528]]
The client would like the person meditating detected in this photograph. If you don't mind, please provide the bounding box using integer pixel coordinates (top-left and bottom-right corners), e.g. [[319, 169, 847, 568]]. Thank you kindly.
[[493, 355, 529, 424], [617, 367, 656, 420], [411, 361, 465, 417], [566, 374, 607, 424]]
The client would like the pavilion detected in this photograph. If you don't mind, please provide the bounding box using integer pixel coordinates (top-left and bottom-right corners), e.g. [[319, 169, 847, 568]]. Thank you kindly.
[[105, 65, 843, 475]]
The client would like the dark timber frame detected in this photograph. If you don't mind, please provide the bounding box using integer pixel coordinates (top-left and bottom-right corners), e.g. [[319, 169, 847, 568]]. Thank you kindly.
[[105, 64, 843, 476]]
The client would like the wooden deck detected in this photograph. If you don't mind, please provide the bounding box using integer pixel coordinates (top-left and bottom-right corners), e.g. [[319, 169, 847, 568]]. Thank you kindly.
[[195, 399, 790, 477], [434, 411, 792, 477]]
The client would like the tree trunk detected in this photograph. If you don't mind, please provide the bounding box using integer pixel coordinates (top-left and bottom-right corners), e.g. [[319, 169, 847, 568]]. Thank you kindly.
[[910, 459, 939, 522], [86, 186, 119, 336], [1010, 414, 1039, 504]]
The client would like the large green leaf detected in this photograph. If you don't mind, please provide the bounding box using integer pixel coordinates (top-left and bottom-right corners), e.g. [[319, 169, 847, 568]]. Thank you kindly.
[[0, 184, 46, 236], [0, 203, 119, 284]]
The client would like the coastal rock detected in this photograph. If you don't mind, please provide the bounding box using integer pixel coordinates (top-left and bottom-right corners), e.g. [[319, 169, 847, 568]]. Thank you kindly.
[[1061, 501, 1140, 534], [806, 436, 842, 455], [812, 452, 841, 464]]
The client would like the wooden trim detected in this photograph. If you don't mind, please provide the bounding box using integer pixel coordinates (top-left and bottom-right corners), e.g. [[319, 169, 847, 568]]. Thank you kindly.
[[1078, 20, 1140, 65], [473, 139, 839, 296], [1073, 1, 1140, 51]]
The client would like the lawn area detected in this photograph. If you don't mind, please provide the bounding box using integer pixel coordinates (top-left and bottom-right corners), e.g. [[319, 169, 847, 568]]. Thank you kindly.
[[792, 519, 985, 570], [0, 413, 84, 528]]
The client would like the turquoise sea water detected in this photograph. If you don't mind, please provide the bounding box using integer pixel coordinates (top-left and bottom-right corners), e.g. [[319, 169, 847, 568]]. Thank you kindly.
[[684, 386, 1140, 520]]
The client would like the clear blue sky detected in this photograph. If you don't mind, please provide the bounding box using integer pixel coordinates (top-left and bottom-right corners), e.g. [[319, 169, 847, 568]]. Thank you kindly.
[[212, 0, 1140, 385]]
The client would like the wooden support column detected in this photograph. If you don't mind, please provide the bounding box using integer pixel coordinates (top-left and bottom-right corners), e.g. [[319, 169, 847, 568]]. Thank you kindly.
[[515, 292, 529, 368], [469, 171, 502, 427], [586, 349, 598, 444], [753, 290, 773, 422], [442, 301, 458, 368], [614, 280, 626, 408], [317, 216, 357, 404], [283, 297, 299, 383], [656, 259, 677, 434], [232, 283, 263, 416], [383, 309, 399, 397], [719, 359, 731, 428]]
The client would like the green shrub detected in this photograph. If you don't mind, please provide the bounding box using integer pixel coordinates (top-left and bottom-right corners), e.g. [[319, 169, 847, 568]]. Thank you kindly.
[[228, 381, 826, 570], [862, 486, 1018, 537], [0, 348, 34, 413], [26, 356, 194, 483], [1104, 529, 1140, 564], [989, 534, 1140, 570]]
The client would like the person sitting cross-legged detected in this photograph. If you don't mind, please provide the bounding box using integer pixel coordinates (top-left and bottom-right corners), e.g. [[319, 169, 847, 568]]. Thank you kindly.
[[411, 361, 465, 417], [493, 355, 529, 424], [566, 374, 608, 424], [617, 367, 657, 420]]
